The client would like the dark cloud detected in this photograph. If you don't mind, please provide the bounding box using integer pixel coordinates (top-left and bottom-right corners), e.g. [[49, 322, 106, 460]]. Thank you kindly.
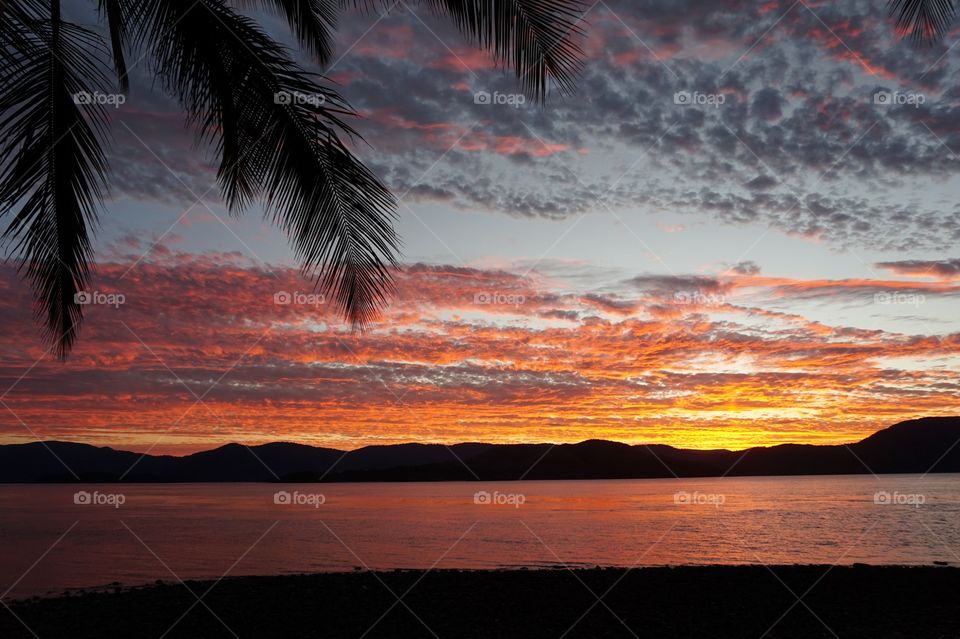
[[64, 0, 960, 255], [732, 261, 761, 275], [751, 87, 784, 121], [745, 175, 778, 190], [626, 274, 730, 298], [875, 259, 960, 279]]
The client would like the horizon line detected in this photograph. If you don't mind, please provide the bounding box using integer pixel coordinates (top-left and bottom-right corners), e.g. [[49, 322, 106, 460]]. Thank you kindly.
[[4, 415, 958, 458]]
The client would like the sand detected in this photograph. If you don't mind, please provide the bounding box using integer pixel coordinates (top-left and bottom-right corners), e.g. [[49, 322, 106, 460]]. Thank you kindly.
[[2, 565, 958, 638]]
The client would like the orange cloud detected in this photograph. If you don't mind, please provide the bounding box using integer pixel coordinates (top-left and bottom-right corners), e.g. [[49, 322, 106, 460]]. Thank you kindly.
[[0, 257, 956, 455]]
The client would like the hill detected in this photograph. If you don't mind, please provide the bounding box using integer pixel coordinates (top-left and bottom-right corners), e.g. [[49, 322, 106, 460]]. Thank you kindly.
[[1, 416, 958, 482]]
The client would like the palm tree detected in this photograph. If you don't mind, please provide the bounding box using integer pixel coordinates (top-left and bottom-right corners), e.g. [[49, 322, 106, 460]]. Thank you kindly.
[[0, 0, 585, 358]]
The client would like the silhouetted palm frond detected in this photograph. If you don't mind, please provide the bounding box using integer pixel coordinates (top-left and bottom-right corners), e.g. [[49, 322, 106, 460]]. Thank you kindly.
[[1, 0, 586, 356], [889, 0, 957, 43], [98, 0, 131, 90], [427, 0, 586, 101], [0, 0, 111, 358], [347, 0, 586, 101], [234, 0, 339, 64], [137, 0, 399, 326]]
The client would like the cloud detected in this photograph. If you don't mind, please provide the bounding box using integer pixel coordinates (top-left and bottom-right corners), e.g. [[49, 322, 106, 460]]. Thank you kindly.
[[0, 254, 957, 452], [731, 261, 761, 275], [84, 0, 960, 255], [750, 87, 784, 121], [744, 175, 778, 190], [8, 0, 957, 454], [875, 258, 960, 280]]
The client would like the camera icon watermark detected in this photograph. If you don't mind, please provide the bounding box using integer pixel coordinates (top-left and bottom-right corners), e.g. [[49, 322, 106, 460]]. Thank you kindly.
[[673, 490, 725, 508], [473, 490, 525, 508], [473, 291, 526, 306], [274, 91, 325, 106], [74, 290, 125, 308], [473, 90, 526, 108], [874, 490, 925, 507], [873, 90, 925, 108], [74, 490, 126, 508], [273, 291, 326, 306], [673, 290, 727, 306], [873, 292, 925, 307], [673, 91, 725, 108], [73, 91, 126, 109], [273, 490, 326, 508]]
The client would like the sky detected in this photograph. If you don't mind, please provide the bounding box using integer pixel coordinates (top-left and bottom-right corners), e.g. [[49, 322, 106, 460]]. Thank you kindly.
[[1, 0, 960, 454]]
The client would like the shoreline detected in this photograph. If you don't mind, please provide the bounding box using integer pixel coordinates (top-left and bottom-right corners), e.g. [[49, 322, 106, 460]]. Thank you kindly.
[[3, 565, 959, 637], [3, 469, 960, 485], [8, 561, 957, 604]]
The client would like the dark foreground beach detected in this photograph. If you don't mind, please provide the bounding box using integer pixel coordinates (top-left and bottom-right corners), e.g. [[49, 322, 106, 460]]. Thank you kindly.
[[2, 565, 958, 638]]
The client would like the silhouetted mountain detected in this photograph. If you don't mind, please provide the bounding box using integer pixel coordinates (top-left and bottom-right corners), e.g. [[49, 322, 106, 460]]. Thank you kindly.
[[2, 417, 959, 482]]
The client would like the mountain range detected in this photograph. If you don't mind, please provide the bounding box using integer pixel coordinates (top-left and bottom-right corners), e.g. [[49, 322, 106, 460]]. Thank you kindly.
[[2, 416, 960, 482]]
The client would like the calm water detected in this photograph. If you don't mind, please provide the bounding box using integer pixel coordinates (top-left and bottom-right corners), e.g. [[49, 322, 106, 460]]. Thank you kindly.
[[2, 475, 959, 598]]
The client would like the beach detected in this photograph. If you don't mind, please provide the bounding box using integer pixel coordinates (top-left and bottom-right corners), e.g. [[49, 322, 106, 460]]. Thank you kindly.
[[2, 565, 957, 638]]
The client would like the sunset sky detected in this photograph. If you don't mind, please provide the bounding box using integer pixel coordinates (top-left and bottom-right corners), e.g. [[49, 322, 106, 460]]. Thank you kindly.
[[1, 0, 959, 454]]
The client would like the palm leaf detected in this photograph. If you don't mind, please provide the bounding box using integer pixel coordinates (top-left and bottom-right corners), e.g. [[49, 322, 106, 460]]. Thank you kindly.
[[1, 0, 586, 357], [0, 0, 111, 358], [889, 0, 957, 43], [98, 0, 131, 90], [233, 0, 339, 64], [344, 0, 585, 101], [427, 0, 585, 100], [135, 0, 399, 326]]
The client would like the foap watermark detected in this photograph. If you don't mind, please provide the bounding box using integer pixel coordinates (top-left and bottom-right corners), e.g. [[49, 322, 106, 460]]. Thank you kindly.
[[873, 90, 925, 108], [674, 490, 725, 508], [274, 91, 325, 106], [274, 291, 326, 306], [473, 90, 526, 108], [673, 91, 725, 108], [74, 490, 125, 508], [273, 490, 326, 508], [74, 290, 125, 308], [473, 490, 525, 508], [674, 290, 726, 306], [874, 292, 925, 307], [474, 291, 526, 306], [874, 490, 925, 508], [73, 91, 126, 108]]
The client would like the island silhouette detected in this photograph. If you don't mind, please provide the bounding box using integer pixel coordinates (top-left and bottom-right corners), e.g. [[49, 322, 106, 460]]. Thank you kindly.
[[4, 416, 959, 482]]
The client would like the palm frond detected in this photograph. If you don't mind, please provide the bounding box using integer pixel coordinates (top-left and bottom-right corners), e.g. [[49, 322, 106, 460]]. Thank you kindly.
[[889, 0, 957, 43], [98, 0, 131, 90], [136, 0, 399, 326], [0, 0, 111, 358], [2, 0, 587, 356], [233, 0, 339, 65], [424, 0, 586, 101], [0, 0, 47, 61], [342, 0, 585, 101]]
